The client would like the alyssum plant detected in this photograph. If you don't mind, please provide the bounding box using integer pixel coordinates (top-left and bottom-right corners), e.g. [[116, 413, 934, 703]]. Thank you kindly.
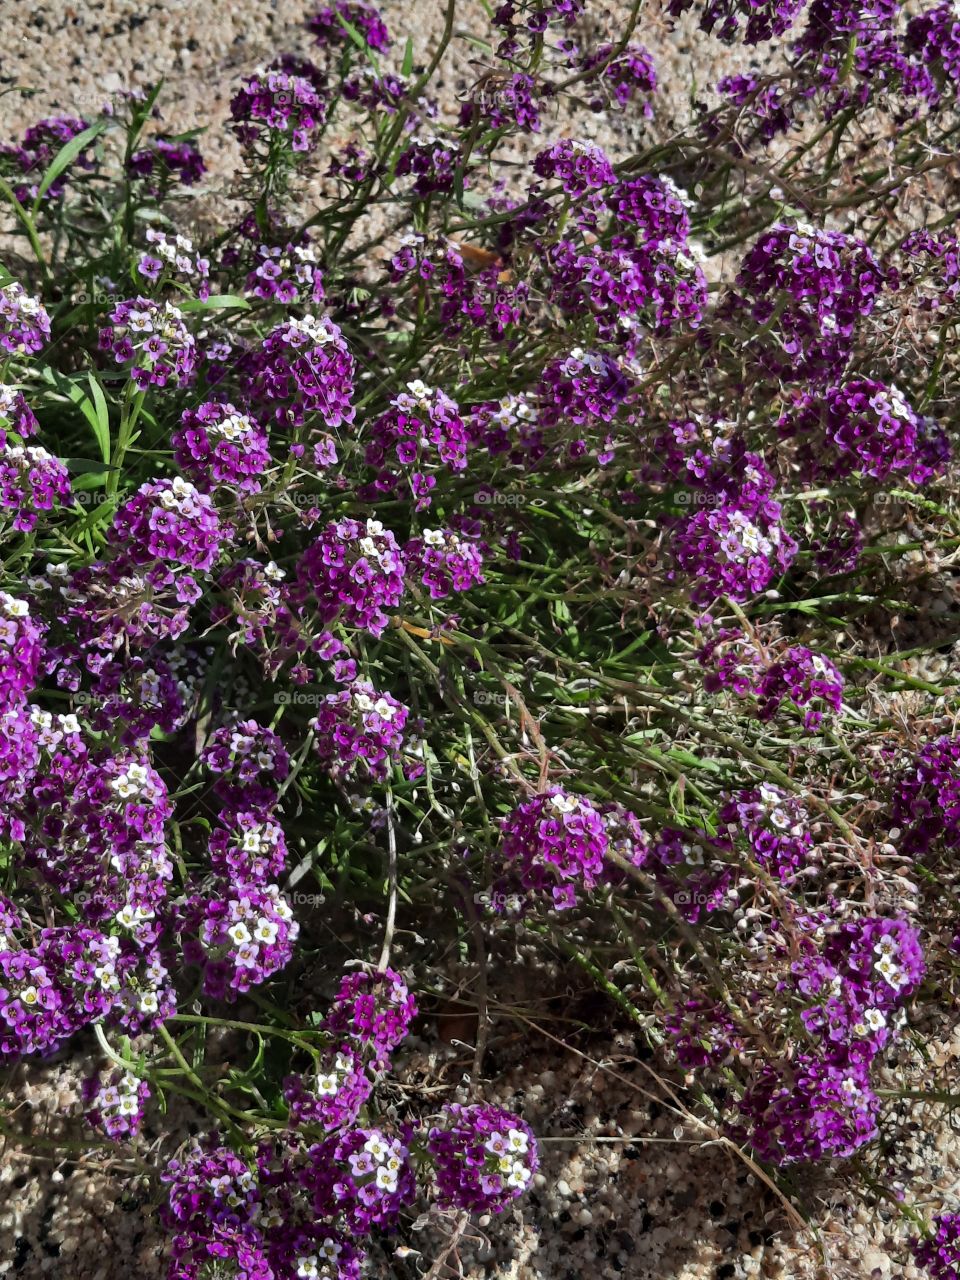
[[3, 0, 960, 1275]]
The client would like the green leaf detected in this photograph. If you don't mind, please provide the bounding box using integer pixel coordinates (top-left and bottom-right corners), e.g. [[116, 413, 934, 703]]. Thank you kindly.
[[31, 121, 106, 210], [63, 457, 109, 479], [177, 294, 251, 312], [334, 12, 381, 73], [401, 36, 414, 77], [38, 368, 114, 459], [86, 374, 111, 463], [125, 81, 165, 157]]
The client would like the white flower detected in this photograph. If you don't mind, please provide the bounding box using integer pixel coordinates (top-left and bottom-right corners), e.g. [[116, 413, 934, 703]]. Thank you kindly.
[[506, 1127, 528, 1153], [364, 1134, 389, 1161], [253, 918, 279, 945]]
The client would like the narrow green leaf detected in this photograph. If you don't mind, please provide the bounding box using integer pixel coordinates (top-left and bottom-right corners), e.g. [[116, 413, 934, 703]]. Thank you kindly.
[[32, 121, 106, 210], [334, 13, 381, 73], [177, 294, 251, 312], [86, 374, 111, 463]]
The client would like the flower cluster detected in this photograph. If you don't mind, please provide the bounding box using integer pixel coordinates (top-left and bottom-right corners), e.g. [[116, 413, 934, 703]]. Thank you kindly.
[[783, 379, 950, 485], [306, 1128, 416, 1232], [285, 968, 416, 1128], [245, 313, 355, 431], [740, 916, 923, 1163], [0, 283, 51, 356], [536, 347, 636, 430], [293, 518, 406, 637], [245, 239, 325, 305], [672, 490, 798, 604], [696, 629, 844, 730], [310, 681, 410, 783], [725, 223, 888, 382], [0, 593, 42, 711], [404, 527, 485, 598], [128, 136, 206, 188], [580, 43, 658, 113], [99, 297, 197, 388], [178, 879, 299, 1000], [138, 229, 211, 298], [499, 788, 611, 909], [913, 1214, 960, 1280], [532, 139, 616, 195], [110, 478, 227, 572], [426, 1103, 538, 1213], [364, 381, 469, 507], [0, 116, 92, 202], [719, 784, 815, 882], [0, 439, 70, 531], [669, 0, 806, 43], [309, 1, 390, 53], [172, 401, 271, 494], [395, 138, 458, 197], [891, 735, 960, 859], [231, 69, 326, 152], [82, 1068, 150, 1140]]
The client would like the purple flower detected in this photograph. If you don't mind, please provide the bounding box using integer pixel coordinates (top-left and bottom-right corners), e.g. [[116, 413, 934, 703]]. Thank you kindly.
[[532, 138, 616, 195], [173, 402, 270, 495], [292, 517, 406, 637], [128, 136, 206, 187], [243, 313, 355, 432], [0, 283, 51, 356], [110, 478, 228, 573], [425, 1103, 538, 1213], [310, 681, 411, 783], [231, 70, 326, 153], [98, 297, 196, 388], [723, 223, 888, 383], [309, 1, 390, 52]]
